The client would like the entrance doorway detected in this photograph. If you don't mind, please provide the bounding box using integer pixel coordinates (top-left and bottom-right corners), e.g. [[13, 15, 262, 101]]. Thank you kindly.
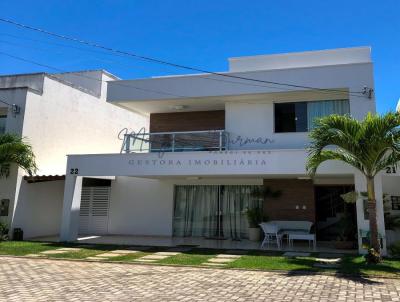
[[78, 178, 111, 235], [172, 185, 263, 240], [315, 185, 356, 242]]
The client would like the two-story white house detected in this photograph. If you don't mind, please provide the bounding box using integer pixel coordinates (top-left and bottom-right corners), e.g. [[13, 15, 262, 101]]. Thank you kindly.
[[55, 47, 400, 254], [2, 47, 397, 254]]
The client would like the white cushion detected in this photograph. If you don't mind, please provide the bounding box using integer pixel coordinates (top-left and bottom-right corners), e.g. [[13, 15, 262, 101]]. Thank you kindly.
[[268, 220, 313, 233]]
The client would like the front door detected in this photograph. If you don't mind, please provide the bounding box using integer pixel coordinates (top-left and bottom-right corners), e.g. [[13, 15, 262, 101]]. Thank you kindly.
[[79, 186, 110, 235]]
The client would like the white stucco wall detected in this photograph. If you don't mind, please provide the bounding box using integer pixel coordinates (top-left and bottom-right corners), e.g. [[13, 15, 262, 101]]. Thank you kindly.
[[108, 177, 174, 236], [22, 76, 148, 175], [225, 102, 309, 149], [228, 47, 371, 72], [12, 180, 64, 239], [382, 175, 400, 246], [383, 176, 400, 215]]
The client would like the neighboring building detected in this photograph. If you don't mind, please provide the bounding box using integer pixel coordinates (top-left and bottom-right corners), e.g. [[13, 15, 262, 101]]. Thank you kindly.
[[0, 70, 147, 238], [56, 47, 399, 255]]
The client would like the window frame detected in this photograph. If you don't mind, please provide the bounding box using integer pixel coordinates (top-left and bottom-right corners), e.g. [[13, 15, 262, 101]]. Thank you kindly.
[[273, 99, 350, 134], [273, 102, 308, 134]]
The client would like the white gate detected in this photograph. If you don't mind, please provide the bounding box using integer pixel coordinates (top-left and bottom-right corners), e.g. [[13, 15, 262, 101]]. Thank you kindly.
[[78, 187, 110, 235]]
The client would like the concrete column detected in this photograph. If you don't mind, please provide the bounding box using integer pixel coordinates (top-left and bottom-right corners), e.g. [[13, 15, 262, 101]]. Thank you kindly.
[[59, 175, 82, 242], [354, 171, 387, 255]]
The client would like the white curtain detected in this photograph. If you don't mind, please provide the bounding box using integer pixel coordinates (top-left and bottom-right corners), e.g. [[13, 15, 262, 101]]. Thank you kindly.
[[173, 185, 219, 237], [307, 100, 350, 130], [221, 185, 263, 240], [173, 185, 263, 239]]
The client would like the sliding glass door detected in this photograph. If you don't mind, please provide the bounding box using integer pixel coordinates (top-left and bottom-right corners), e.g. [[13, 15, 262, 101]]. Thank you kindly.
[[173, 185, 263, 239], [173, 185, 219, 238]]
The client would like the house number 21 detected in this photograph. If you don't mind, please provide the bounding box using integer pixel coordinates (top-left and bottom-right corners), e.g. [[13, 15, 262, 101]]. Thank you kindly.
[[386, 166, 397, 174], [70, 168, 79, 175]]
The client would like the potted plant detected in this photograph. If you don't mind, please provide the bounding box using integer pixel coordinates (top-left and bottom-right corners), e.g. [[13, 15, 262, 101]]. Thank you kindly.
[[246, 207, 263, 241], [334, 212, 357, 249], [246, 187, 281, 241]]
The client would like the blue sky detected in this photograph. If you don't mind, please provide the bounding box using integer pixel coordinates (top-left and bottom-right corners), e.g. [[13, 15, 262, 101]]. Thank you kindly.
[[0, 0, 399, 113]]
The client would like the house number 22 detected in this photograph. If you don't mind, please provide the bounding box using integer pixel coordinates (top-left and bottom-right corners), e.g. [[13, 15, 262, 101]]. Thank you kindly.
[[386, 166, 397, 174], [70, 168, 79, 175]]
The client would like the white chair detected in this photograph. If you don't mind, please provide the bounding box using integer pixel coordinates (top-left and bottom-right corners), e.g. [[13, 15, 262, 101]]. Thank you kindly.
[[259, 223, 283, 249]]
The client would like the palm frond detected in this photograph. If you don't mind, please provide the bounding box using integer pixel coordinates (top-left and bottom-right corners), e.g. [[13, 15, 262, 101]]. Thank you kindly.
[[0, 133, 37, 177], [307, 112, 400, 177]]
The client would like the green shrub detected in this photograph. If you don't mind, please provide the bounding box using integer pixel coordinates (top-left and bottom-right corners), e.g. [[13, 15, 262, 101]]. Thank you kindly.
[[0, 222, 9, 241]]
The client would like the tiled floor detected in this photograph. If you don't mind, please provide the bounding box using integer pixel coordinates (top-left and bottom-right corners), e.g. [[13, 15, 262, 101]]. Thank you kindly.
[[1, 256, 399, 301], [32, 235, 357, 254]]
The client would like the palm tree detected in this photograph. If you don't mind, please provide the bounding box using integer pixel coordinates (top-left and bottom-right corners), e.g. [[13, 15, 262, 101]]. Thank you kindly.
[[306, 112, 400, 255], [0, 134, 37, 178]]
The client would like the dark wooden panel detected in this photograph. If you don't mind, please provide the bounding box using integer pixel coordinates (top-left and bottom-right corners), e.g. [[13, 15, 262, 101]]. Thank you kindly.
[[150, 110, 225, 133], [263, 179, 316, 223]]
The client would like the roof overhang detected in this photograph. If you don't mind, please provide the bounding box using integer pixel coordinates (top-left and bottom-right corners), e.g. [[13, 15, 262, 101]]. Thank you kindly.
[[106, 62, 372, 115]]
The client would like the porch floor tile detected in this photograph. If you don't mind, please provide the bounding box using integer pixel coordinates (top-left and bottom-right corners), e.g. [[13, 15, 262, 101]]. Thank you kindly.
[[167, 247, 192, 252]]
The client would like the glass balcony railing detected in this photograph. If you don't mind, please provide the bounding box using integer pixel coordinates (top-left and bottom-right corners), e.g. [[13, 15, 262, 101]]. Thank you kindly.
[[122, 130, 229, 153]]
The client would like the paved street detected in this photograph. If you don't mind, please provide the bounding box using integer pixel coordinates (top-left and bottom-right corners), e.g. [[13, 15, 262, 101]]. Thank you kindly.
[[0, 256, 399, 301]]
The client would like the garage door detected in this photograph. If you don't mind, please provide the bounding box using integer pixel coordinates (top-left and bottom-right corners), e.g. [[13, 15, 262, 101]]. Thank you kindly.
[[78, 187, 110, 235]]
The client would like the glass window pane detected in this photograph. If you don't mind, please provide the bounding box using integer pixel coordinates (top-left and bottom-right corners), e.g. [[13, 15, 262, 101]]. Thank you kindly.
[[274, 103, 296, 132], [295, 102, 307, 132], [307, 100, 350, 130]]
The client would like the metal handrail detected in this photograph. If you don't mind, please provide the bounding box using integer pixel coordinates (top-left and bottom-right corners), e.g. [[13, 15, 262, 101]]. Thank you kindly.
[[141, 129, 225, 135], [122, 129, 229, 153]]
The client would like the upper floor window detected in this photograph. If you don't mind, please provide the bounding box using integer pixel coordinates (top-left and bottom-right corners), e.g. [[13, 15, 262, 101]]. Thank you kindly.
[[0, 115, 6, 134], [274, 99, 350, 133]]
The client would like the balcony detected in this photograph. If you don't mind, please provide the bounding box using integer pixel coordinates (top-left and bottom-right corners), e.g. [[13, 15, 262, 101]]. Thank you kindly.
[[122, 130, 229, 153]]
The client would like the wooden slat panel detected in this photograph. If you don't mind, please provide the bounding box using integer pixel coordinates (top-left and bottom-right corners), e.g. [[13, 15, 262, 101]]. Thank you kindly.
[[150, 110, 225, 133]]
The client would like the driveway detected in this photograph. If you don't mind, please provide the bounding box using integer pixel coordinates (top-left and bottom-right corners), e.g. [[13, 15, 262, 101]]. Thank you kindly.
[[0, 256, 399, 301]]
